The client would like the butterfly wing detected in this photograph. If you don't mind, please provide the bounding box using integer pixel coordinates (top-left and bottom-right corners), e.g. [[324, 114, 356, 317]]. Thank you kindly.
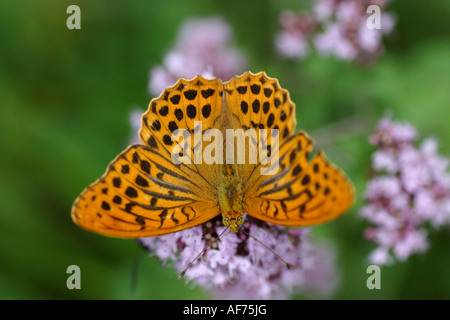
[[222, 71, 297, 188], [140, 75, 225, 198], [244, 133, 355, 226], [72, 76, 225, 237], [223, 71, 296, 141], [223, 71, 354, 226]]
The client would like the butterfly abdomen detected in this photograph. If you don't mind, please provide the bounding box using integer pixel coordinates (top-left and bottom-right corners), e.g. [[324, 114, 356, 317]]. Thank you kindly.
[[218, 165, 244, 233]]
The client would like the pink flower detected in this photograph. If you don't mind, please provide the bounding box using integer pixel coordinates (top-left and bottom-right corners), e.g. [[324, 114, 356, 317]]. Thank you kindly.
[[276, 0, 396, 63], [139, 216, 340, 299], [314, 23, 358, 60], [148, 17, 246, 96], [360, 116, 450, 265], [372, 149, 398, 173], [370, 117, 417, 146], [392, 229, 428, 261], [368, 247, 393, 265], [275, 31, 309, 59], [275, 11, 316, 59]]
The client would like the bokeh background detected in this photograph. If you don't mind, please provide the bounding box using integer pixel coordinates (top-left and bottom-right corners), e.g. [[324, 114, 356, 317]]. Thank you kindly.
[[1, 0, 449, 299]]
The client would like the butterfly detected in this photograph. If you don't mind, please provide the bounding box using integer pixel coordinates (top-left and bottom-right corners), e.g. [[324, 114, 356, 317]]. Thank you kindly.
[[71, 71, 354, 237]]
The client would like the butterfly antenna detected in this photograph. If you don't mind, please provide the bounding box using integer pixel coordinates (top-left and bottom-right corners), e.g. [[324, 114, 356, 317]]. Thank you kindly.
[[239, 227, 294, 270], [179, 226, 229, 278]]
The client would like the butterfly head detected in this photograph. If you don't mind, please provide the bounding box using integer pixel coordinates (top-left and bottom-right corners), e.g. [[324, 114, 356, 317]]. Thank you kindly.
[[222, 212, 244, 233]]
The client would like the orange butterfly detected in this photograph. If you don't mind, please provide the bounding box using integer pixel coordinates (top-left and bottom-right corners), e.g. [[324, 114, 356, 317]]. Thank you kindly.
[[72, 71, 354, 237]]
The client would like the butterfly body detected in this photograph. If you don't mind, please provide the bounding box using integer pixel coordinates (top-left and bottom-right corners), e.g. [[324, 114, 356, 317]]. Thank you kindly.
[[218, 164, 244, 233], [72, 71, 354, 238]]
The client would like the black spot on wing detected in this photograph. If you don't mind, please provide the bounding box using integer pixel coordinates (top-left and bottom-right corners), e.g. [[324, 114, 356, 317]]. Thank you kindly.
[[132, 152, 139, 164], [136, 216, 146, 225], [274, 98, 281, 108], [313, 163, 319, 173], [113, 177, 121, 188], [237, 86, 247, 94], [263, 102, 270, 114], [264, 88, 273, 98], [301, 174, 310, 185], [183, 90, 197, 100], [201, 88, 215, 98], [186, 104, 197, 119], [101, 201, 111, 210], [163, 134, 173, 145], [252, 99, 260, 113], [125, 186, 138, 198], [174, 108, 184, 121], [136, 175, 149, 187], [170, 94, 181, 104], [202, 104, 211, 118], [267, 113, 275, 127], [140, 160, 150, 174], [151, 119, 161, 131], [168, 121, 178, 133], [159, 106, 169, 116], [147, 136, 158, 148], [241, 101, 248, 114], [121, 164, 130, 174], [151, 101, 157, 113], [250, 84, 261, 94], [292, 164, 302, 176]]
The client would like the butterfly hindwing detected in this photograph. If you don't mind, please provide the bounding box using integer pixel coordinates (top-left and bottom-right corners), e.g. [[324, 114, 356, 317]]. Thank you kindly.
[[71, 146, 220, 238], [244, 133, 354, 226]]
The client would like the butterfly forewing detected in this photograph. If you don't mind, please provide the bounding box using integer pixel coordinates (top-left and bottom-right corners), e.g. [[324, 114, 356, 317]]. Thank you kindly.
[[72, 76, 228, 237], [140, 76, 225, 196], [220, 72, 298, 203]]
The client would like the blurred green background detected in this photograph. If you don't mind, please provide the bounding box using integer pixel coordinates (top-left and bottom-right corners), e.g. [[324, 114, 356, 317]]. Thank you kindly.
[[1, 0, 449, 299]]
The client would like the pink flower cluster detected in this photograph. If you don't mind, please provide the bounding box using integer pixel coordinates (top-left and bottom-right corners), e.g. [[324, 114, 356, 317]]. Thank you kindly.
[[148, 17, 246, 96], [360, 117, 450, 265], [275, 0, 395, 62], [139, 216, 339, 299]]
